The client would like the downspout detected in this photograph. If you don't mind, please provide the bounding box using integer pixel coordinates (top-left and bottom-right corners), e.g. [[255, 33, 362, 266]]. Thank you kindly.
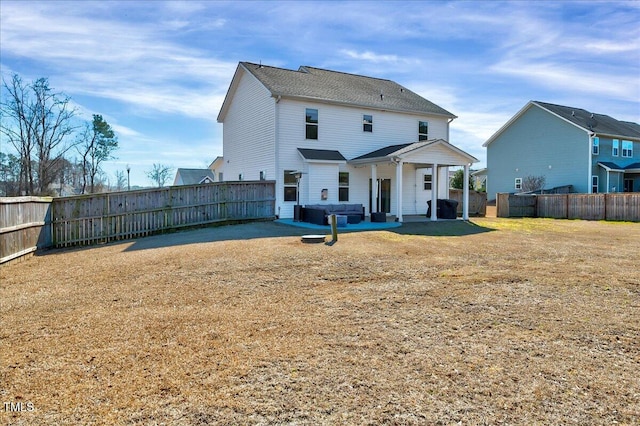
[[274, 95, 281, 217], [588, 132, 594, 193], [447, 117, 455, 142]]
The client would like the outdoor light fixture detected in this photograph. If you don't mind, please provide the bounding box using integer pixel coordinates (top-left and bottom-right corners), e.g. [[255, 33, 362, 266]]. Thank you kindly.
[[290, 171, 304, 221], [126, 164, 131, 191]]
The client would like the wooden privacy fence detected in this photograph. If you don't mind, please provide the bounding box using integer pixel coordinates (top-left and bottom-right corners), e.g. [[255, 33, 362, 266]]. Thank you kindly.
[[51, 181, 276, 247], [449, 189, 487, 216], [0, 197, 53, 264], [1, 182, 276, 263], [498, 193, 640, 221]]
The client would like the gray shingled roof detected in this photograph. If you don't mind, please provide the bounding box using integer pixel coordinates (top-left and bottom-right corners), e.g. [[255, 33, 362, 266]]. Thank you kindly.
[[297, 148, 346, 161], [598, 162, 625, 171], [240, 62, 456, 118], [350, 143, 414, 161], [625, 162, 640, 170], [534, 101, 640, 140], [350, 139, 478, 164], [175, 168, 215, 185]]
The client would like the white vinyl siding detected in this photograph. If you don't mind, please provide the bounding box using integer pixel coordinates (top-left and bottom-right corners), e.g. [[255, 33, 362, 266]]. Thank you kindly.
[[276, 99, 450, 163], [221, 70, 276, 183], [305, 163, 340, 205]]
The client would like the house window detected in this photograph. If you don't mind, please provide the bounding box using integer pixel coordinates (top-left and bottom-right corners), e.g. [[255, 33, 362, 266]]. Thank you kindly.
[[592, 175, 599, 193], [592, 137, 599, 155], [339, 172, 349, 201], [622, 140, 633, 158], [423, 174, 432, 190], [612, 139, 619, 157], [284, 170, 298, 202], [363, 115, 373, 132], [305, 108, 318, 140], [515, 177, 522, 191], [418, 121, 428, 141], [218, 172, 223, 181]]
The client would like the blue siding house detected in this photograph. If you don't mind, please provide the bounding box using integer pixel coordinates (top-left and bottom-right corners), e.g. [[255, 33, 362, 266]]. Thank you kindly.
[[483, 101, 640, 201]]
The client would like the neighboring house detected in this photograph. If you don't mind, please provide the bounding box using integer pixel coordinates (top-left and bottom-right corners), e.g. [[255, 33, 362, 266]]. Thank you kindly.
[[483, 101, 640, 201], [217, 62, 478, 221], [208, 156, 224, 182], [471, 168, 487, 191], [173, 168, 216, 185]]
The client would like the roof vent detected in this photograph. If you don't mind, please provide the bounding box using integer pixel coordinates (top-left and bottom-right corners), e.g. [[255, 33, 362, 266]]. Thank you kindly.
[[380, 91, 384, 101], [571, 111, 575, 116]]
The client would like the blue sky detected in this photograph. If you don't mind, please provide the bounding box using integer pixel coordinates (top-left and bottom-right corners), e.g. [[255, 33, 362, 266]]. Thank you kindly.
[[1, 0, 639, 187]]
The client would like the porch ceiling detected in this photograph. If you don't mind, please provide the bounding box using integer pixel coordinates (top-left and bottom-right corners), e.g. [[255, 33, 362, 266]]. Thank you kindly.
[[349, 139, 478, 167]]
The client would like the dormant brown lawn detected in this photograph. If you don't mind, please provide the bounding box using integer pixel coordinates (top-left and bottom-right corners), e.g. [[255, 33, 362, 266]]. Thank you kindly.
[[1, 218, 639, 425]]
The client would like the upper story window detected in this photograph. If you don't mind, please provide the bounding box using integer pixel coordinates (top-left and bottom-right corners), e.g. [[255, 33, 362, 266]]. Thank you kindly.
[[305, 108, 318, 140], [622, 140, 633, 158], [592, 137, 599, 155], [418, 121, 429, 141], [363, 115, 373, 132], [612, 139, 619, 157]]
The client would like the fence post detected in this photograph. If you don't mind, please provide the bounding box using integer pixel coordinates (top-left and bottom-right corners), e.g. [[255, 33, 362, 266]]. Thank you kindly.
[[329, 214, 338, 243]]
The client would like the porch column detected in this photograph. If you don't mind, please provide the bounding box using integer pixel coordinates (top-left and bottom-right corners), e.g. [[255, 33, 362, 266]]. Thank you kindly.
[[430, 163, 438, 221], [371, 164, 377, 213], [463, 163, 470, 220], [396, 159, 403, 222]]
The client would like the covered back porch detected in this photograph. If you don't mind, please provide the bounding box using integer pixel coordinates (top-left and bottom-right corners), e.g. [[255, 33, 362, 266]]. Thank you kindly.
[[350, 139, 479, 222]]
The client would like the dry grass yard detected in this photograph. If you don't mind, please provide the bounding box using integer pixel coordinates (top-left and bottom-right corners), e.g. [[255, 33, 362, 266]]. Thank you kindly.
[[1, 218, 639, 425]]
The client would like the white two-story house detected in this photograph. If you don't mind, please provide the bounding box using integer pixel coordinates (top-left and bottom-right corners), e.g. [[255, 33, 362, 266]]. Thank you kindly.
[[217, 62, 478, 221]]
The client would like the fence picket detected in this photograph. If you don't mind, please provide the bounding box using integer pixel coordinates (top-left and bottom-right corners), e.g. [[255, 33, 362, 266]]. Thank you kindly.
[[1, 182, 275, 263], [498, 193, 639, 221]]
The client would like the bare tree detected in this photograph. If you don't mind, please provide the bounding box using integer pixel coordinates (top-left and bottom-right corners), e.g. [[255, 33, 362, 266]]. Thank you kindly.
[[112, 170, 126, 191], [521, 175, 546, 193], [0, 74, 77, 195], [146, 163, 173, 188]]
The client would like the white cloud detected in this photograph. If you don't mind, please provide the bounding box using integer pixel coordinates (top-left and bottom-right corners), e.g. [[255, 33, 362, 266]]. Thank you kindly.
[[0, 2, 236, 121], [341, 50, 403, 64], [490, 60, 640, 103]]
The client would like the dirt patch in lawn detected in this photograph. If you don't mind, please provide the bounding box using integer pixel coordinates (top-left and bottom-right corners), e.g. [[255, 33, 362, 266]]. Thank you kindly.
[[1, 218, 639, 425]]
